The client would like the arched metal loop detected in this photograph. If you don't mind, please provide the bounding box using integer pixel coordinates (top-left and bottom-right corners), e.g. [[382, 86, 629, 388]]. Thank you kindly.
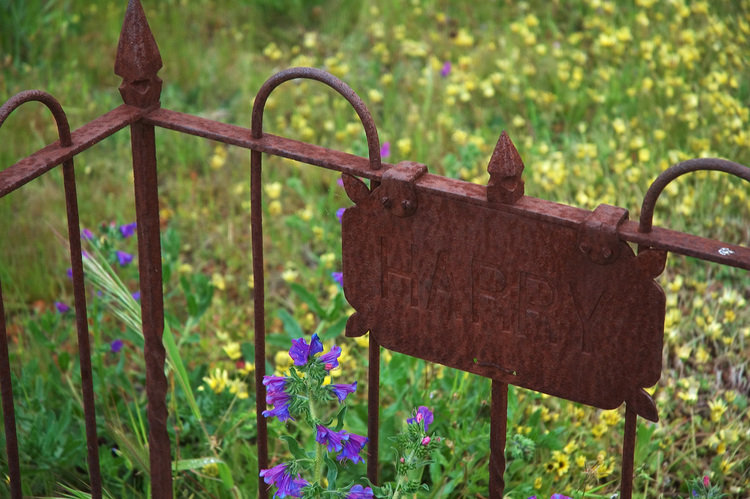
[[251, 67, 382, 170], [639, 157, 750, 233], [0, 90, 72, 147]]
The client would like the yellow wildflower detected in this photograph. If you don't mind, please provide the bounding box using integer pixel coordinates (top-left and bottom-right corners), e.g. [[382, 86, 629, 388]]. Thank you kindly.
[[264, 182, 282, 200], [591, 423, 607, 439], [600, 409, 621, 427], [708, 398, 728, 423], [238, 361, 255, 376], [397, 138, 412, 156], [551, 450, 570, 476], [223, 341, 242, 360], [268, 200, 282, 216], [211, 273, 226, 291], [203, 368, 229, 394], [228, 379, 249, 399], [454, 29, 474, 47]]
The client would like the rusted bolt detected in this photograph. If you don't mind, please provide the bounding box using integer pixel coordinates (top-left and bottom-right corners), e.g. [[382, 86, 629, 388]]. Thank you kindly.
[[381, 196, 392, 208], [401, 200, 412, 212], [601, 247, 613, 259], [579, 242, 591, 254]]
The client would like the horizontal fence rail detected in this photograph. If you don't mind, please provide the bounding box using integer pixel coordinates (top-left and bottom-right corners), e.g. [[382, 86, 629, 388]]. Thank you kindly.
[[1, 1, 748, 498]]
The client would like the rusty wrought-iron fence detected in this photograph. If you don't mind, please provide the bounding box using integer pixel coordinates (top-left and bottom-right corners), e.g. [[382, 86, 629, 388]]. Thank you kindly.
[[1, 1, 749, 498]]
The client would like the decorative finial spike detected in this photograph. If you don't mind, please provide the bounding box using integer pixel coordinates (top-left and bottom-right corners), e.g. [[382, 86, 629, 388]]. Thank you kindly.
[[114, 0, 163, 107], [486, 130, 525, 204]]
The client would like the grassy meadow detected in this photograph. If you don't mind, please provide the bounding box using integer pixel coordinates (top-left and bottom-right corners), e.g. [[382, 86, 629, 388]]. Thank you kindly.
[[0, 0, 749, 497]]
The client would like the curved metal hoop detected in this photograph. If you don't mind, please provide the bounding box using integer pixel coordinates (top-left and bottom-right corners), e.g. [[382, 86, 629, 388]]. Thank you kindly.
[[0, 89, 104, 498], [639, 157, 750, 233], [0, 90, 72, 147], [251, 67, 382, 170]]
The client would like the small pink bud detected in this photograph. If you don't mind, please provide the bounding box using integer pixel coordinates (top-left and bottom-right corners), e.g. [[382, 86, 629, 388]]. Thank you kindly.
[[400, 457, 405, 463], [421, 436, 431, 445], [703, 476, 710, 488], [325, 363, 333, 370], [416, 413, 423, 423]]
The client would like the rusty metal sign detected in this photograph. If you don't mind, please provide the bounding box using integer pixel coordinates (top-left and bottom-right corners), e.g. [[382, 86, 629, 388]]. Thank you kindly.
[[2, 2, 750, 498], [341, 136, 665, 423]]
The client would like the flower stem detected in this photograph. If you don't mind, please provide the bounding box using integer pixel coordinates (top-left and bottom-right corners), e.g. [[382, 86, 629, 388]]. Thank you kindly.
[[308, 380, 324, 483]]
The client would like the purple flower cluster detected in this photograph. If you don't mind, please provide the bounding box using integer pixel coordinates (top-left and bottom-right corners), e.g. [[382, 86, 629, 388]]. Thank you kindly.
[[289, 334, 324, 366], [407, 406, 434, 432], [119, 222, 137, 238], [329, 381, 357, 403], [347, 484, 374, 498], [527, 495, 572, 499], [262, 375, 294, 422], [315, 425, 368, 464], [259, 463, 309, 498]]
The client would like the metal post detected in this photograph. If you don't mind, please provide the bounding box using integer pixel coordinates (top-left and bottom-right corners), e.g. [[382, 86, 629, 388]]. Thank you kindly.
[[489, 380, 508, 498], [116, 1, 172, 497]]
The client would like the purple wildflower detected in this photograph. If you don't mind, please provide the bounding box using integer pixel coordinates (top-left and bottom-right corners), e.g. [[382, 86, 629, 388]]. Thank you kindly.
[[66, 268, 73, 280], [54, 301, 70, 313], [315, 425, 347, 452], [347, 484, 374, 499], [111, 339, 124, 353], [259, 463, 309, 498], [329, 381, 357, 403], [380, 141, 390, 159], [263, 391, 295, 422], [116, 251, 134, 266], [331, 271, 344, 286], [337, 432, 368, 464], [262, 375, 288, 394], [319, 345, 342, 370], [336, 207, 346, 223], [407, 406, 434, 432], [81, 228, 94, 240], [550, 495, 573, 499], [440, 61, 452, 77], [132, 291, 141, 301], [266, 388, 291, 406], [119, 222, 137, 238], [288, 333, 323, 366]]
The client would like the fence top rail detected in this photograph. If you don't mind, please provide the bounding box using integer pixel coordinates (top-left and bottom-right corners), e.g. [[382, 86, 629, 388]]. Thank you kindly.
[[2, 97, 749, 272]]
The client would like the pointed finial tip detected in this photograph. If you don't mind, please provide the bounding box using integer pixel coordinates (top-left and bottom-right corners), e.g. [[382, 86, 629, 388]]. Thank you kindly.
[[486, 130, 525, 204], [115, 0, 163, 107]]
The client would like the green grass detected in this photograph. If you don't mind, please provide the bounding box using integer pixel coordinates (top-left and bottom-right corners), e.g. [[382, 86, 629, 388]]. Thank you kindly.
[[1, 0, 749, 497]]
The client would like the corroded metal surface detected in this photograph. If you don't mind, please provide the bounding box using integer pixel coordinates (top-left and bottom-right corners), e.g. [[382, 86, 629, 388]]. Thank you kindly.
[[341, 158, 666, 423], [0, 1, 748, 498], [115, 2, 172, 498], [0, 90, 102, 499], [249, 66, 383, 496]]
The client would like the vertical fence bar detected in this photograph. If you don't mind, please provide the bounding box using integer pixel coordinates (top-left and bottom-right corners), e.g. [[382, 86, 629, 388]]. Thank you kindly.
[[62, 158, 103, 499], [489, 380, 508, 499], [367, 337, 380, 484], [620, 405, 638, 499], [0, 280, 21, 499], [251, 148, 269, 499], [115, 2, 171, 496], [130, 120, 172, 499]]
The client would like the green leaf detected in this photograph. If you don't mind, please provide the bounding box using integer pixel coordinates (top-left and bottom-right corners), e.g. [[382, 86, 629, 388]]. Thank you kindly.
[[281, 435, 309, 460], [276, 308, 304, 341], [320, 315, 348, 341], [172, 457, 234, 490], [290, 282, 325, 318], [333, 405, 348, 432], [324, 454, 338, 490], [163, 322, 202, 422]]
